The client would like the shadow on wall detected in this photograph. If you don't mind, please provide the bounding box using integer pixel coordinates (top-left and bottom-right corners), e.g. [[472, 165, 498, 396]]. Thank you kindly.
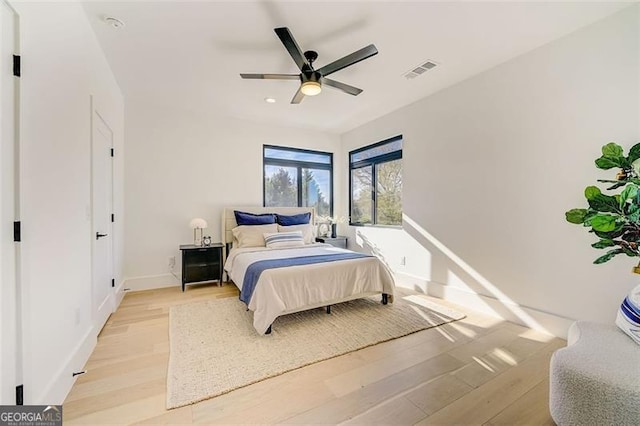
[[401, 213, 558, 335], [353, 229, 393, 271]]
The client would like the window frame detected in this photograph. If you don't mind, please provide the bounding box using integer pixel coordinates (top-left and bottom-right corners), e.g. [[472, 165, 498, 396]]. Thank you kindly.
[[349, 135, 403, 226], [263, 144, 334, 216]]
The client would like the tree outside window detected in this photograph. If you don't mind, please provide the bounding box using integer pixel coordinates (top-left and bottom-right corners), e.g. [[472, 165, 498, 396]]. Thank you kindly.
[[349, 136, 402, 226], [263, 146, 332, 217]]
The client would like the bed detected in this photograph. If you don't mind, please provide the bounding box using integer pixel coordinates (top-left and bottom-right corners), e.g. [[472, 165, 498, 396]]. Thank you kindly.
[[222, 207, 395, 335]]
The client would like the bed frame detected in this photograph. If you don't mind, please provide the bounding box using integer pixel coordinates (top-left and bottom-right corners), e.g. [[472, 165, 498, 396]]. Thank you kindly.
[[221, 206, 389, 334]]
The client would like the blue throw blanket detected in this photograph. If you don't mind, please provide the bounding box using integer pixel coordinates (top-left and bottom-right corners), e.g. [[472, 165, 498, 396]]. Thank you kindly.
[[240, 252, 371, 305]]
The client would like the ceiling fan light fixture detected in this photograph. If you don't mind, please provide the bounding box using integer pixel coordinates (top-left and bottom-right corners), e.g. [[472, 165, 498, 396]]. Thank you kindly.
[[301, 80, 321, 96]]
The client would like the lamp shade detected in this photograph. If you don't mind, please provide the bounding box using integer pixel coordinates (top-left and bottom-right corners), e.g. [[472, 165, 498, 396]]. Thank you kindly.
[[189, 218, 208, 229]]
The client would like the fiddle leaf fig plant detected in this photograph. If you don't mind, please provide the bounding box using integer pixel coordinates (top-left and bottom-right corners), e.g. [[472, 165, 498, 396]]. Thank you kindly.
[[566, 142, 640, 267]]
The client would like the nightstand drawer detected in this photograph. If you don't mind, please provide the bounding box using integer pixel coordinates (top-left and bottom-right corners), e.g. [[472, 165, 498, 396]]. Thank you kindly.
[[179, 243, 223, 291], [184, 263, 220, 284]]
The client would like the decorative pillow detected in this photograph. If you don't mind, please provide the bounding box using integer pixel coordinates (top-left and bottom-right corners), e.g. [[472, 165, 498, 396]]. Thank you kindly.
[[277, 224, 315, 244], [232, 223, 278, 248], [234, 210, 276, 226], [276, 212, 311, 226], [616, 284, 640, 346], [263, 231, 305, 249]]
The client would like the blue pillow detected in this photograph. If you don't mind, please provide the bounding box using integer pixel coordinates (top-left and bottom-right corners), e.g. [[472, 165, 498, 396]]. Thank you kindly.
[[277, 212, 311, 226], [234, 210, 276, 226]]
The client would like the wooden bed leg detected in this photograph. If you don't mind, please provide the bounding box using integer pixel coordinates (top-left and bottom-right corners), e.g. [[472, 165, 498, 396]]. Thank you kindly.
[[382, 293, 388, 305], [265, 325, 272, 335], [326, 305, 331, 314]]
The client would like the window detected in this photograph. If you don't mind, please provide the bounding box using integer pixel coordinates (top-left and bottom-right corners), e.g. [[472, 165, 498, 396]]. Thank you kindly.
[[349, 136, 403, 226], [263, 145, 333, 217]]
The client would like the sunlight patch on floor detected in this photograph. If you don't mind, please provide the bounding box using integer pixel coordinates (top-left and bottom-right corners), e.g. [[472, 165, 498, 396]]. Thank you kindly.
[[472, 355, 496, 372], [492, 348, 518, 366]]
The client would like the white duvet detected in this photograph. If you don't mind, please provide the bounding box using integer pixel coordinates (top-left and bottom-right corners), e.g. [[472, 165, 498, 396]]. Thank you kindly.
[[224, 244, 395, 335]]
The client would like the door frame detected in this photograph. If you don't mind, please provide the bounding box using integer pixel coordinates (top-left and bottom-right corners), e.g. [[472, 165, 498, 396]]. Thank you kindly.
[[0, 0, 20, 404], [90, 95, 115, 335]]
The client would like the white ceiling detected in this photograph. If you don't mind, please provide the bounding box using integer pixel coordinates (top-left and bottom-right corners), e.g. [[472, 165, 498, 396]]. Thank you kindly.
[[82, 1, 631, 133]]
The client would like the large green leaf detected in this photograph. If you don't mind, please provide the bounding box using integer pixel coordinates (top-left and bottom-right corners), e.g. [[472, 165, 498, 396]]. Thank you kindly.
[[591, 239, 615, 249], [565, 209, 588, 224], [590, 214, 618, 232], [594, 226, 624, 239], [628, 210, 640, 224], [620, 185, 638, 208], [595, 157, 621, 169], [593, 248, 623, 264], [588, 193, 620, 213], [584, 186, 601, 200], [628, 143, 640, 163], [602, 142, 624, 159]]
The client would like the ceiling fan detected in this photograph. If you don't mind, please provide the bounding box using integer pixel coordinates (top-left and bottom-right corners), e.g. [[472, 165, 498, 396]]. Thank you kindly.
[[240, 27, 378, 104]]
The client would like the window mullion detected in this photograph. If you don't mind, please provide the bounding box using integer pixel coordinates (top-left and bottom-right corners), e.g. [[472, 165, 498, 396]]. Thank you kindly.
[[371, 163, 377, 225], [297, 167, 303, 207]]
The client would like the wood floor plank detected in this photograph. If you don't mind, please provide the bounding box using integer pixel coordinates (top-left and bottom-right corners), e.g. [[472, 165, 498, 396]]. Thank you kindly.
[[485, 378, 555, 426], [404, 373, 474, 415], [132, 406, 193, 426], [341, 395, 427, 425]]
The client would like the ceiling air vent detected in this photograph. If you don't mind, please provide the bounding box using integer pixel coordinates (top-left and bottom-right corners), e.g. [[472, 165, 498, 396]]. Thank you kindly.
[[404, 60, 438, 79]]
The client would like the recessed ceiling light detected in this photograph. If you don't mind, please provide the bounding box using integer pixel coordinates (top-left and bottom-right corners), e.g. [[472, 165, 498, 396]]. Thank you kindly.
[[264, 97, 276, 103], [103, 16, 125, 29]]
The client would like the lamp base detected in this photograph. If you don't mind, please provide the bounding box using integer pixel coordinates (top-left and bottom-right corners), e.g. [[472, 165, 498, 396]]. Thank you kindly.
[[193, 228, 204, 246]]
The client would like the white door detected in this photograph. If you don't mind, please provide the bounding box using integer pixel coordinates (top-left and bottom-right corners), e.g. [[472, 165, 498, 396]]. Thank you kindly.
[[91, 107, 114, 334], [0, 0, 19, 404]]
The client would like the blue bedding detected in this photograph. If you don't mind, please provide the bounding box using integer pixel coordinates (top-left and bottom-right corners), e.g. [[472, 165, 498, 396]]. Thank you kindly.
[[240, 252, 371, 305]]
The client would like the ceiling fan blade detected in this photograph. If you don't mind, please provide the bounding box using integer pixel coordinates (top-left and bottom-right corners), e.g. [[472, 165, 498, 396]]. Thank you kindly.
[[291, 86, 305, 104], [274, 27, 308, 71], [240, 73, 300, 80], [317, 44, 378, 77], [322, 78, 363, 96]]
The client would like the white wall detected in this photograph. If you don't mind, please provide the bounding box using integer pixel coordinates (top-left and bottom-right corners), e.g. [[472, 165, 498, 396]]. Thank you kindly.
[[14, 2, 124, 404], [124, 102, 340, 290], [340, 6, 640, 337]]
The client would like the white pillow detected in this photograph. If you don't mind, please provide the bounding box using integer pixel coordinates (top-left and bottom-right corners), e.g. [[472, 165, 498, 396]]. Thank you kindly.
[[616, 284, 640, 346], [277, 224, 315, 244], [232, 224, 278, 248], [263, 231, 305, 249]]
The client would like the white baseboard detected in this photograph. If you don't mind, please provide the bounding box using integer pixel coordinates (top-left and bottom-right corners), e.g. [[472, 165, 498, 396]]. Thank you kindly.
[[123, 273, 180, 292], [36, 327, 96, 405], [114, 279, 126, 307], [393, 271, 429, 293], [426, 281, 575, 339]]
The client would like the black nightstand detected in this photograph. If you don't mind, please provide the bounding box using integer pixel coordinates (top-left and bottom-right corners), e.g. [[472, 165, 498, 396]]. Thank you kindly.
[[179, 244, 223, 291], [315, 236, 347, 249]]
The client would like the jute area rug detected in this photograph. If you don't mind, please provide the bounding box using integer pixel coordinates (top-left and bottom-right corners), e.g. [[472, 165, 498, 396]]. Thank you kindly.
[[167, 293, 465, 409]]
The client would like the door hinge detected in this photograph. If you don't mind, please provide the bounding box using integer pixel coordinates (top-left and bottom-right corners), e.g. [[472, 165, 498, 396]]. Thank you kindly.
[[111, 278, 115, 288], [13, 221, 21, 242], [111, 213, 114, 223], [110, 148, 114, 157], [16, 384, 23, 405], [13, 55, 20, 77]]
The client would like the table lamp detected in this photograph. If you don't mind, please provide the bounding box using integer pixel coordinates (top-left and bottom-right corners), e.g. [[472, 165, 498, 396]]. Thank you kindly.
[[189, 218, 208, 246]]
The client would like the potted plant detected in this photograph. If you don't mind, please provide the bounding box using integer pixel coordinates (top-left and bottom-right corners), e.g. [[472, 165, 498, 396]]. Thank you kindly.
[[565, 142, 640, 271]]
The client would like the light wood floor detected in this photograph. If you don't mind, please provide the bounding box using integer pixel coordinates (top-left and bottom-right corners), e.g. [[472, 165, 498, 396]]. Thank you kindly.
[[63, 284, 563, 425]]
